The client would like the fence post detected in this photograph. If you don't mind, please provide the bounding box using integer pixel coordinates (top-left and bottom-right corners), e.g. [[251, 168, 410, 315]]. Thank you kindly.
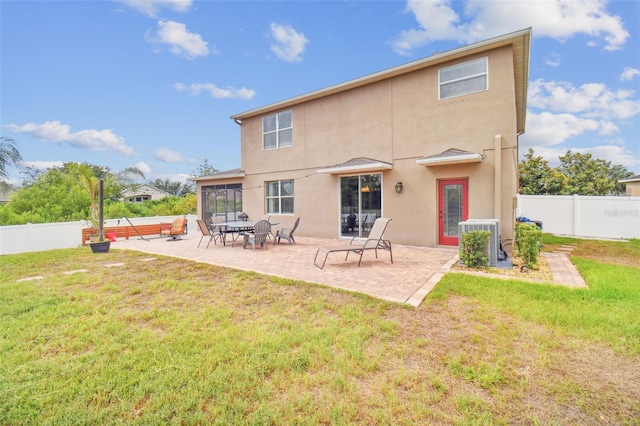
[[573, 194, 579, 237]]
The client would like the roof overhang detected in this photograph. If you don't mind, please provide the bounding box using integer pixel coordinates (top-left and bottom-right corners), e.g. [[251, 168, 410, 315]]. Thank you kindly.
[[417, 149, 483, 167], [317, 157, 393, 174], [231, 28, 531, 135], [189, 169, 245, 182], [619, 174, 640, 183]]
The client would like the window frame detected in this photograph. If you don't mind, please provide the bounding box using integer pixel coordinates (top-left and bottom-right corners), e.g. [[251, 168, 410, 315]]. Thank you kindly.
[[263, 110, 293, 150], [438, 57, 488, 100], [265, 179, 294, 214]]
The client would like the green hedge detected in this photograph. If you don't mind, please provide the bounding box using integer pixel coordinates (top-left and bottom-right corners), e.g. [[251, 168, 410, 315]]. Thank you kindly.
[[459, 230, 490, 269], [515, 222, 542, 269]]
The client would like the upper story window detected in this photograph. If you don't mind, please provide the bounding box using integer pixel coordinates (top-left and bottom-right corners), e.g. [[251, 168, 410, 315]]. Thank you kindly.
[[263, 110, 293, 150], [265, 179, 294, 214], [439, 57, 488, 100]]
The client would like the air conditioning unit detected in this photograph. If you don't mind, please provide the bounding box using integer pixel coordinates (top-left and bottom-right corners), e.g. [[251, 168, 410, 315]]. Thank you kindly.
[[458, 219, 500, 266]]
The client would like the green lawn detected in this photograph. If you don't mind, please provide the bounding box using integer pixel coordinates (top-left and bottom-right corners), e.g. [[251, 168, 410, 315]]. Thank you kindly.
[[1, 238, 639, 424]]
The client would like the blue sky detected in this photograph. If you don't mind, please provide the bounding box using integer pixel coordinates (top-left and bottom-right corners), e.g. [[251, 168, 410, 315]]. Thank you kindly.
[[2, 0, 639, 187]]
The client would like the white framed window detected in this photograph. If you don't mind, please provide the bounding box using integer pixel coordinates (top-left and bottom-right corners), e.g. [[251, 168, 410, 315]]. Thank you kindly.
[[439, 57, 488, 100], [265, 179, 294, 214], [263, 110, 293, 150]]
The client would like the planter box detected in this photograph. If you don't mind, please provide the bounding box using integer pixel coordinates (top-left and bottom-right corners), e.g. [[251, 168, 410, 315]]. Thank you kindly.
[[89, 241, 111, 253]]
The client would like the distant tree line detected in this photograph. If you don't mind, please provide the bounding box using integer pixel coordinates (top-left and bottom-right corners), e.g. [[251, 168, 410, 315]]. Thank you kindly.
[[519, 149, 634, 196], [0, 139, 218, 226]]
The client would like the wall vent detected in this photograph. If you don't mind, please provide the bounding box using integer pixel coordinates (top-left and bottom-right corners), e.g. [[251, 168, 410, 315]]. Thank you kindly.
[[458, 219, 500, 266]]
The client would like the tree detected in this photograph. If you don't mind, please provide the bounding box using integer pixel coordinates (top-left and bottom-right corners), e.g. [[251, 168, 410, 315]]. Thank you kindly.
[[149, 178, 195, 196], [557, 151, 614, 196], [0, 136, 23, 194], [519, 149, 634, 196], [518, 149, 566, 195], [2, 162, 138, 225], [192, 159, 218, 177], [608, 164, 635, 196]]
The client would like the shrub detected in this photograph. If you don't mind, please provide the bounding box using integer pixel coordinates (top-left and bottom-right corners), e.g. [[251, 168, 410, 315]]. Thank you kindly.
[[515, 222, 542, 269], [460, 230, 491, 269]]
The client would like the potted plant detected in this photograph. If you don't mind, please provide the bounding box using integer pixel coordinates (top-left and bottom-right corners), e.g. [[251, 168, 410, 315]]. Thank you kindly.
[[77, 165, 110, 253]]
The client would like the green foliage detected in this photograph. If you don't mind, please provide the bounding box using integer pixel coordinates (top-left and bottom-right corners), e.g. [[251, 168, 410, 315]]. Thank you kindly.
[[0, 136, 22, 181], [149, 178, 195, 196], [0, 162, 195, 226], [514, 222, 542, 269], [191, 159, 218, 177], [518, 148, 567, 195], [459, 230, 490, 269], [519, 148, 634, 195]]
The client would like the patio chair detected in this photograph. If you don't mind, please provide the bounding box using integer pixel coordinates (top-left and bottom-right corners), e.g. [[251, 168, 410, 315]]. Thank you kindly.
[[274, 217, 300, 245], [313, 218, 392, 269], [241, 220, 270, 250], [160, 217, 187, 241], [196, 219, 222, 248]]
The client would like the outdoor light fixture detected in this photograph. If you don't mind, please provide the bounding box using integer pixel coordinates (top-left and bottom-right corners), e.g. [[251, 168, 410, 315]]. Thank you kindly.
[[395, 182, 403, 193]]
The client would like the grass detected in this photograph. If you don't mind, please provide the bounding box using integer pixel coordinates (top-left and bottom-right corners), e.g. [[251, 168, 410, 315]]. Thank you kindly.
[[1, 239, 639, 424]]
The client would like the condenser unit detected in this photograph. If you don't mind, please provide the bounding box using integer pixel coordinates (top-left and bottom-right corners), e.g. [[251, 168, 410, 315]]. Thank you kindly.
[[458, 219, 500, 266]]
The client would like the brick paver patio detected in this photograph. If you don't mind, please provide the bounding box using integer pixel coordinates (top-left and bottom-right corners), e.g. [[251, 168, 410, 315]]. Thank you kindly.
[[113, 231, 587, 306]]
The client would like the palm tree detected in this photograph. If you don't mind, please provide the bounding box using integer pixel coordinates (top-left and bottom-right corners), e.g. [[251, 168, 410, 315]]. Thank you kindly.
[[74, 164, 104, 241], [0, 136, 22, 194]]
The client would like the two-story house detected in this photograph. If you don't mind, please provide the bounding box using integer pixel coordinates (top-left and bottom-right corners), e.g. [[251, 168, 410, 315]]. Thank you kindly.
[[192, 28, 531, 247]]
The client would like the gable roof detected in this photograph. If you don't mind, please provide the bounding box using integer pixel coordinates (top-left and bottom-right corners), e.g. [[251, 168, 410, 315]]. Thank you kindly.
[[416, 148, 483, 167], [122, 184, 172, 198], [317, 157, 393, 174], [231, 28, 531, 134]]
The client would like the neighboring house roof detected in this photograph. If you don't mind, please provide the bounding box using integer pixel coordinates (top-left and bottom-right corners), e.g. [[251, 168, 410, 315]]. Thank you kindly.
[[189, 168, 245, 182], [231, 27, 531, 135], [618, 174, 640, 183], [122, 184, 172, 199], [317, 157, 393, 174], [416, 148, 483, 167]]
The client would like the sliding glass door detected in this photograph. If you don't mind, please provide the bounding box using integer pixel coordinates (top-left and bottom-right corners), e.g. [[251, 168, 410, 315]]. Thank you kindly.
[[340, 174, 381, 238]]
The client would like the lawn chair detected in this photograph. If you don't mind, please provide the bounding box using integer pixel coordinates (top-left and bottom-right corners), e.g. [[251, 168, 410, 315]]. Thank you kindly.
[[273, 217, 300, 245], [160, 217, 187, 241], [314, 218, 392, 269], [196, 219, 222, 248], [241, 220, 270, 250]]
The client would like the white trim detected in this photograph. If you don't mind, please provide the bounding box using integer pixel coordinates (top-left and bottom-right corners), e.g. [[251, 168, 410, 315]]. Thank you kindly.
[[317, 162, 392, 174], [417, 153, 483, 167]]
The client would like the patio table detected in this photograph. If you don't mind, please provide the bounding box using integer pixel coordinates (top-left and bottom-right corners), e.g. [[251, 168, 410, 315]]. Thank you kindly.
[[217, 221, 278, 246]]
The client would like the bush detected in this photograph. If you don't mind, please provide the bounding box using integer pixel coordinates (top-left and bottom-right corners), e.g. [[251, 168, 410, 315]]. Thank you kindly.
[[515, 222, 542, 269], [459, 230, 491, 269]]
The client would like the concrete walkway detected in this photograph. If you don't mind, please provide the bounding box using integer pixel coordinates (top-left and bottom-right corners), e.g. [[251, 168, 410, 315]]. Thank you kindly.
[[112, 233, 587, 306]]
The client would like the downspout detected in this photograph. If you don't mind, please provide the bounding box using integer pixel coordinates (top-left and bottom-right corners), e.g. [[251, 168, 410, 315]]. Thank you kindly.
[[494, 134, 502, 222]]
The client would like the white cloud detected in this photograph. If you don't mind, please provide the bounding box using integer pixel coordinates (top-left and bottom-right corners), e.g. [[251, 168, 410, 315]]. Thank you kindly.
[[5, 120, 134, 155], [156, 172, 192, 184], [393, 0, 629, 54], [523, 111, 601, 147], [155, 148, 184, 162], [529, 79, 640, 120], [19, 160, 64, 170], [149, 20, 210, 59], [117, 0, 192, 18], [174, 82, 255, 99], [620, 67, 640, 81], [269, 23, 309, 62], [133, 161, 151, 175], [544, 53, 561, 67]]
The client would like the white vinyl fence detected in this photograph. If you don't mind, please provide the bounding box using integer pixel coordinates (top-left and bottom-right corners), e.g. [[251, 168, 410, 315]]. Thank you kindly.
[[516, 194, 640, 240], [0, 215, 198, 255]]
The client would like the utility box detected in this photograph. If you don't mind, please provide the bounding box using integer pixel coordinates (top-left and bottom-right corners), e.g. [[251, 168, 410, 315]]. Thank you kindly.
[[458, 219, 500, 266]]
